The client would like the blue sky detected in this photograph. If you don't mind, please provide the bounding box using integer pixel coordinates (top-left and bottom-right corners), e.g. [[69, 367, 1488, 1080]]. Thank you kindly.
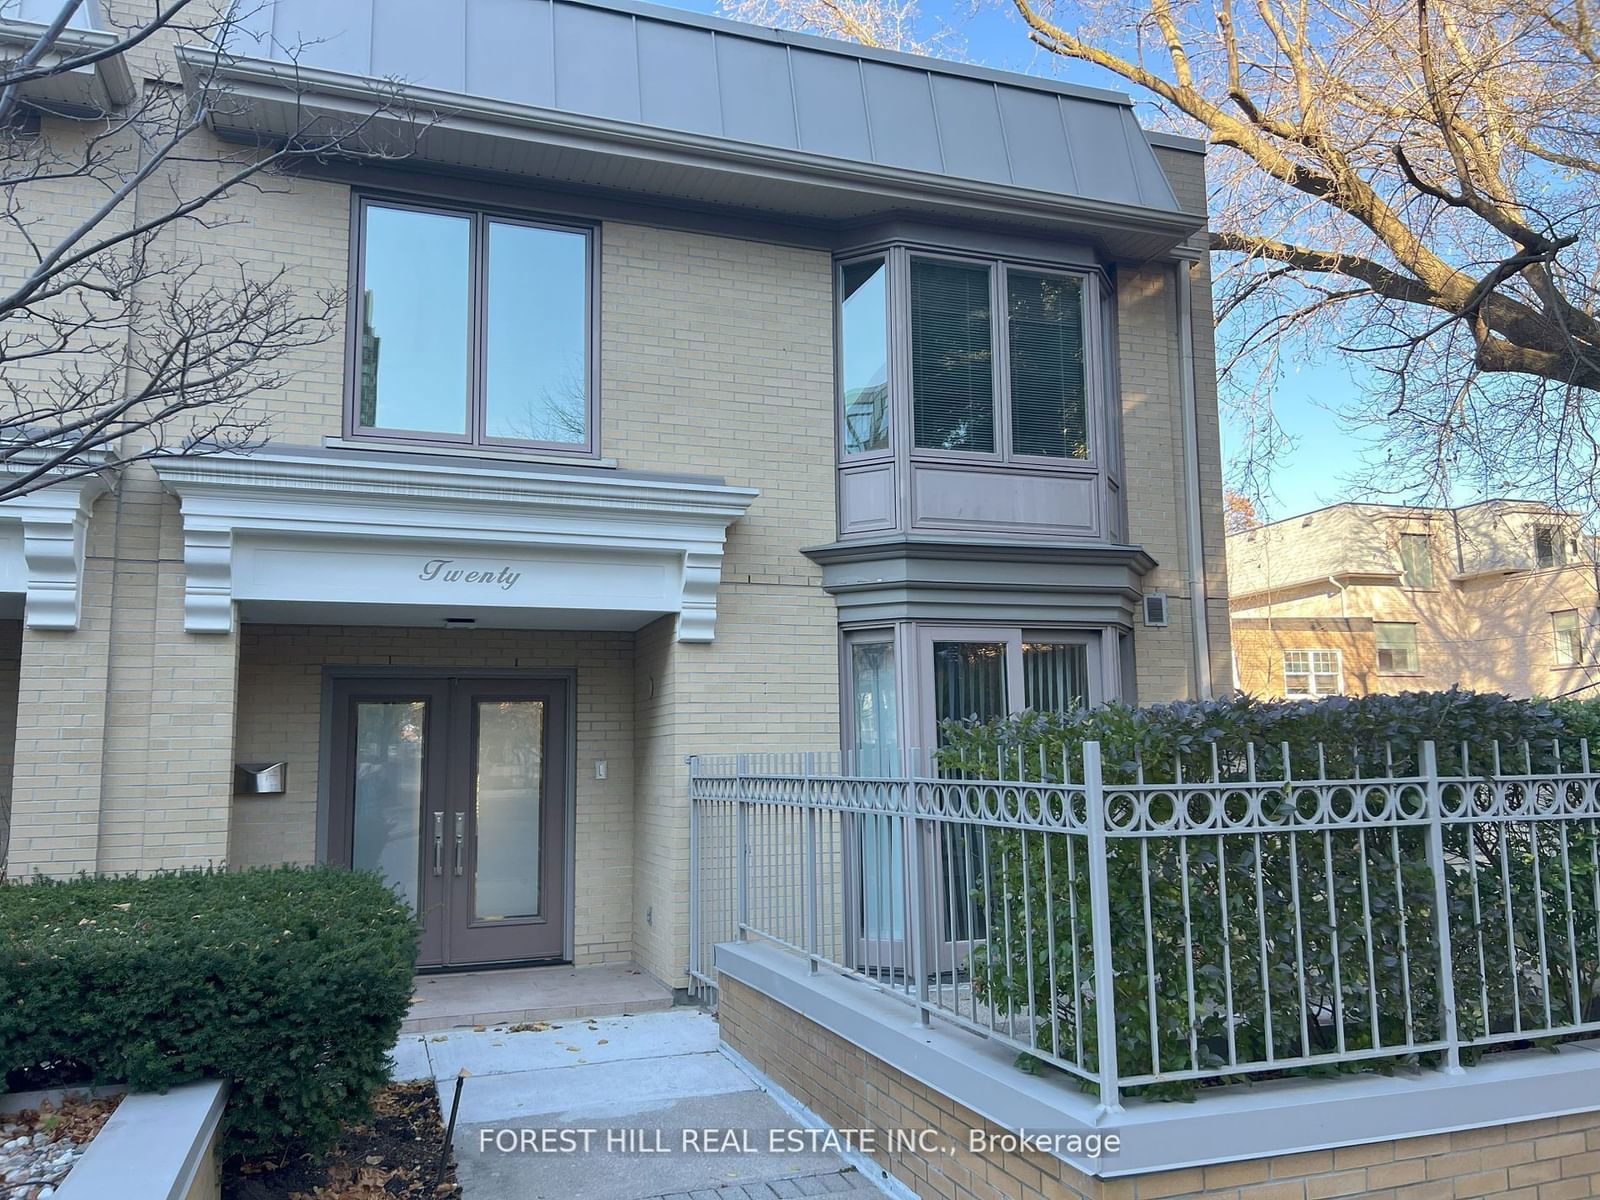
[[668, 0, 1376, 519]]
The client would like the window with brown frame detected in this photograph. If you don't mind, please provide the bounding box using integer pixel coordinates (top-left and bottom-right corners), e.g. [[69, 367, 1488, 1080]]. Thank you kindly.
[[352, 197, 594, 453]]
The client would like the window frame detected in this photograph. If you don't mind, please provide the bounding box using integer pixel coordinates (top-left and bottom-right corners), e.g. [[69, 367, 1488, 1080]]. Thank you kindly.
[[835, 252, 894, 462], [835, 245, 1104, 473], [1553, 609, 1585, 666], [913, 624, 1104, 749], [1534, 524, 1570, 570], [1283, 648, 1343, 697], [1398, 533, 1434, 589], [1374, 621, 1421, 675], [347, 193, 600, 457]]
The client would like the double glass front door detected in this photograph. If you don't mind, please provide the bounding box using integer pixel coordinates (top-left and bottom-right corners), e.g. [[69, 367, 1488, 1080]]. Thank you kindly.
[[329, 675, 568, 968]]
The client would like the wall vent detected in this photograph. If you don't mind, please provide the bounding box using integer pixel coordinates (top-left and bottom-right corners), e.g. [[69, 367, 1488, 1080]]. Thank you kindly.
[[1143, 592, 1169, 627]]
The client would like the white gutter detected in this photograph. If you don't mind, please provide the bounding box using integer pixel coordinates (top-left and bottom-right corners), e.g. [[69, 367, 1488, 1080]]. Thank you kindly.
[[1176, 261, 1213, 699]]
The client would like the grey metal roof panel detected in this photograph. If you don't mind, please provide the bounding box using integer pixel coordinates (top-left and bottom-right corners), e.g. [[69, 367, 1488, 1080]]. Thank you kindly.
[[226, 0, 1186, 217], [467, 0, 556, 107]]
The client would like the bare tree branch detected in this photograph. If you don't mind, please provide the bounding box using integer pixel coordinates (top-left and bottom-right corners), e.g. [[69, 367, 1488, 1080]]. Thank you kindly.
[[0, 1, 436, 502]]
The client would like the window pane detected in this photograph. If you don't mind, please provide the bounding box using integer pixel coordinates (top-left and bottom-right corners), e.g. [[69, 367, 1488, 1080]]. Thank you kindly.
[[850, 640, 899, 774], [360, 205, 471, 435], [1023, 642, 1088, 713], [933, 641, 1008, 726], [1554, 611, 1582, 665], [1535, 526, 1565, 569], [840, 259, 890, 455], [1008, 271, 1087, 458], [351, 700, 426, 910], [484, 222, 589, 445], [912, 260, 994, 453], [1399, 534, 1433, 588], [1376, 623, 1419, 674], [473, 700, 544, 920]]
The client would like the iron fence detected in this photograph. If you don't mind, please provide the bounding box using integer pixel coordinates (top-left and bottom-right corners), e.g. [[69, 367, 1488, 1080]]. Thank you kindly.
[[688, 741, 1600, 1112]]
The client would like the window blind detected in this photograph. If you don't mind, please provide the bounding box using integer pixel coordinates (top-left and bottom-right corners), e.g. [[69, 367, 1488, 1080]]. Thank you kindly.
[[911, 259, 995, 453], [1007, 271, 1087, 459]]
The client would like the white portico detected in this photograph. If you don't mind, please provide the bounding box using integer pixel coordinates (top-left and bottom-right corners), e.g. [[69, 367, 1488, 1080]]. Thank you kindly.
[[151, 445, 757, 639], [148, 444, 759, 970]]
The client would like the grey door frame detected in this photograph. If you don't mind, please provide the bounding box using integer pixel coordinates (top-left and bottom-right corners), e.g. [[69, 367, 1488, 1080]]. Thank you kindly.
[[317, 665, 578, 965]]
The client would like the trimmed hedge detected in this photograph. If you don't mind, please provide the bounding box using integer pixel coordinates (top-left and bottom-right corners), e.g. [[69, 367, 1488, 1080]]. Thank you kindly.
[[936, 687, 1596, 785], [938, 690, 1600, 1098], [0, 866, 418, 1157]]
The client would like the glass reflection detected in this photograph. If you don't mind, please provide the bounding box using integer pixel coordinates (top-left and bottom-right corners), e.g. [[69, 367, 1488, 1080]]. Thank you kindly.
[[474, 700, 545, 921], [359, 205, 471, 435], [484, 223, 589, 445], [352, 700, 426, 910]]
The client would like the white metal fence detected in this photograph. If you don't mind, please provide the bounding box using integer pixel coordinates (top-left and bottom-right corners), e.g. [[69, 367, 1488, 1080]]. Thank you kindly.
[[688, 741, 1600, 1111]]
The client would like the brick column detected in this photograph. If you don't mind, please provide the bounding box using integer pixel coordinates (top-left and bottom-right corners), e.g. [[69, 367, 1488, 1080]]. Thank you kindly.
[[5, 543, 115, 878], [3, 472, 240, 878]]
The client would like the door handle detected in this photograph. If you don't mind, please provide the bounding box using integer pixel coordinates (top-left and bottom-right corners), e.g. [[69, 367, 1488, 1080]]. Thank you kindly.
[[454, 811, 466, 876], [432, 812, 444, 876]]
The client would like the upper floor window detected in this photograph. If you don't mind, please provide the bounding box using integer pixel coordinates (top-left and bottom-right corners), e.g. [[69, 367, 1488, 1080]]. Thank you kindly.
[[840, 258, 889, 455], [1399, 533, 1433, 588], [353, 198, 593, 453], [836, 248, 1097, 466], [1284, 649, 1341, 697], [909, 258, 1088, 461], [1534, 525, 1572, 569]]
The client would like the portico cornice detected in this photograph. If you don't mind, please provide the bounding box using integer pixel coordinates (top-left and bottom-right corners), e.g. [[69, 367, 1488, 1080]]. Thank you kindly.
[[153, 447, 758, 640]]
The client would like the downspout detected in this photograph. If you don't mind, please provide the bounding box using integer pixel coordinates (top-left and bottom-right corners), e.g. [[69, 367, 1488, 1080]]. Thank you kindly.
[[1327, 576, 1349, 619], [1176, 260, 1214, 699]]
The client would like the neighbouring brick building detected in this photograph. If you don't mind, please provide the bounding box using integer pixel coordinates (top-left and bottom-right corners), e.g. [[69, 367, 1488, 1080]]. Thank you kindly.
[[1228, 499, 1600, 700], [0, 0, 1227, 982]]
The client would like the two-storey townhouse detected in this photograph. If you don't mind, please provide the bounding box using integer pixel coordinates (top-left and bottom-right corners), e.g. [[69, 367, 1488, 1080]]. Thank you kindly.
[[1229, 499, 1600, 700], [0, 0, 1229, 990]]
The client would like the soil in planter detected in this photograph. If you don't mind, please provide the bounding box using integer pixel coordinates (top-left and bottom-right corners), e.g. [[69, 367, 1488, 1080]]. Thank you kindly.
[[224, 1082, 461, 1200], [1, 1093, 122, 1200]]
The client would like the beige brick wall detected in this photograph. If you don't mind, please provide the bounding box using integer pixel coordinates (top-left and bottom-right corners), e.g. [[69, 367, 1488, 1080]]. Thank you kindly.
[[722, 975, 1600, 1200], [230, 623, 637, 965], [603, 222, 843, 984]]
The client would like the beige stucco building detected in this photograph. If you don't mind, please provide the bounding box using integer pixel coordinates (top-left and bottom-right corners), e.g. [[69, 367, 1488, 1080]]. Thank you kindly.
[[0, 0, 1228, 990], [1228, 499, 1599, 701]]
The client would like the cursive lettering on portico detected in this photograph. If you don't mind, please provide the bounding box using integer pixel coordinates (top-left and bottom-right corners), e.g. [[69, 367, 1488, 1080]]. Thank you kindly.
[[418, 558, 523, 591]]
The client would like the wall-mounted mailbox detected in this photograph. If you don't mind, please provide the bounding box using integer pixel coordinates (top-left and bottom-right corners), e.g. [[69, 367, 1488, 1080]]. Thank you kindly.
[[234, 762, 287, 796]]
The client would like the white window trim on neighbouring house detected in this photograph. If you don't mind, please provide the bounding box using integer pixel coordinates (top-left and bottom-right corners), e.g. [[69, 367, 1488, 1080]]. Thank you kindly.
[[1553, 609, 1585, 666], [1283, 648, 1342, 697]]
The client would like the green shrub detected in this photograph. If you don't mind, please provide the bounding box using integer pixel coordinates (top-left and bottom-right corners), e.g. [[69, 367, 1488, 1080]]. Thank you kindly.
[[0, 866, 418, 1157], [936, 690, 1600, 1098]]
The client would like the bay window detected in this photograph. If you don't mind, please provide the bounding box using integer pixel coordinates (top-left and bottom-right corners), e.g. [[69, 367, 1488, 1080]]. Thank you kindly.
[[353, 197, 594, 453], [837, 248, 1100, 467]]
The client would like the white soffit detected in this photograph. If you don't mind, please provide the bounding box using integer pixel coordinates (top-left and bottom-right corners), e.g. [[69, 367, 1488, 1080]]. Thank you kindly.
[[150, 447, 758, 641], [0, 458, 112, 631]]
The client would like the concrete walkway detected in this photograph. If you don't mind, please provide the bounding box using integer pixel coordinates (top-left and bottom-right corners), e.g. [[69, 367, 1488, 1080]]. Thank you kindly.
[[389, 1009, 883, 1200]]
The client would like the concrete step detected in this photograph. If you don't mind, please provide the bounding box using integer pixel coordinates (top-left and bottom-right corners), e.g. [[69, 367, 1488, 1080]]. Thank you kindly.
[[401, 962, 674, 1034]]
